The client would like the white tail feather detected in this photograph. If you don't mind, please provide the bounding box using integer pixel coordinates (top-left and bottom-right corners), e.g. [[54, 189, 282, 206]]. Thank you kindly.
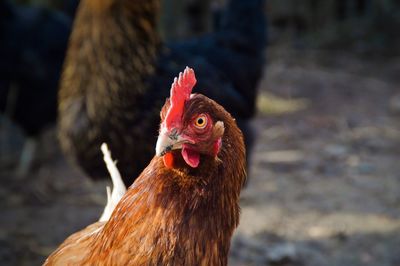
[[99, 143, 127, 222]]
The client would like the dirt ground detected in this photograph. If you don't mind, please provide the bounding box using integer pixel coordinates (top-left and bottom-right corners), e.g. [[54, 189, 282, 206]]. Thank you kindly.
[[1, 48, 400, 266]]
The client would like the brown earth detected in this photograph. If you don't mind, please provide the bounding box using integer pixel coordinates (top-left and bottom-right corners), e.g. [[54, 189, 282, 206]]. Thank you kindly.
[[1, 48, 399, 266]]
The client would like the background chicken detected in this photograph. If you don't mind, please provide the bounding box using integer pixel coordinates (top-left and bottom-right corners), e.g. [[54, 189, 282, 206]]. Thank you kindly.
[[58, 0, 267, 185], [46, 68, 246, 265], [0, 0, 71, 173]]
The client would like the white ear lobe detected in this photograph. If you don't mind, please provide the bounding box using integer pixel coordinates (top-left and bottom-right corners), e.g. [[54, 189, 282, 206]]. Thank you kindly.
[[215, 121, 225, 136]]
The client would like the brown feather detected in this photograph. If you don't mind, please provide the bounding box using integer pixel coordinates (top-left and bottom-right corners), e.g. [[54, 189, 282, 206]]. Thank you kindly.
[[58, 0, 161, 184]]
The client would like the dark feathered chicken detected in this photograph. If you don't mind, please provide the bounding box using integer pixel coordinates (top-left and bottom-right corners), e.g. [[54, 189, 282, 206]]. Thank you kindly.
[[45, 68, 246, 265], [58, 0, 267, 185], [0, 0, 71, 136], [0, 1, 71, 174]]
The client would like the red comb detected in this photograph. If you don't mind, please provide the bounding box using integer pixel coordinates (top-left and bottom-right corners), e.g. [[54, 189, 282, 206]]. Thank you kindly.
[[164, 67, 197, 129]]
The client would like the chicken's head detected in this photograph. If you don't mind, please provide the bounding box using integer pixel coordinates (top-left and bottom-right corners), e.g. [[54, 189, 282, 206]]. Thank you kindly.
[[156, 67, 225, 169]]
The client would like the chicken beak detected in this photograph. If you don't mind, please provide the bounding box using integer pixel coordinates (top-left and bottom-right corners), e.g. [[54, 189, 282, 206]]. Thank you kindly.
[[155, 128, 189, 157]]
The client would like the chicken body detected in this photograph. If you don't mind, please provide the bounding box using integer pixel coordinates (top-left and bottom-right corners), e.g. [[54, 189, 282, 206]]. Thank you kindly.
[[58, 0, 266, 185], [46, 70, 246, 265]]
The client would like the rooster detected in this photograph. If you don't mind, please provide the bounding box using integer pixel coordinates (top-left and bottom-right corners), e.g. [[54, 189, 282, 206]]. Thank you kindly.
[[58, 0, 266, 185], [45, 67, 246, 265]]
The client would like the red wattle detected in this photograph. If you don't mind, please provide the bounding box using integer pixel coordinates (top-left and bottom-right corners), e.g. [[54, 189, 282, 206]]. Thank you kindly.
[[163, 153, 174, 168], [181, 147, 200, 168]]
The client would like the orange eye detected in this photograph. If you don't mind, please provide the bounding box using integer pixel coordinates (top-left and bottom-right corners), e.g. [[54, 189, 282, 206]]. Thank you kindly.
[[194, 114, 208, 129]]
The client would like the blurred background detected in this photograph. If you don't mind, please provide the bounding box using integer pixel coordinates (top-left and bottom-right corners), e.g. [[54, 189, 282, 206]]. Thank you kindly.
[[1, 0, 400, 265]]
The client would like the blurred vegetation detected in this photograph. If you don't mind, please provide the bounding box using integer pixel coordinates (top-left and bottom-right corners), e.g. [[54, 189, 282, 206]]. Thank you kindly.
[[10, 0, 400, 55], [267, 0, 400, 55]]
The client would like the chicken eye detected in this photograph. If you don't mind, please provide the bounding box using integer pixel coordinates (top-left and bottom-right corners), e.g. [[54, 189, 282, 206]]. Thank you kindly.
[[194, 114, 208, 129]]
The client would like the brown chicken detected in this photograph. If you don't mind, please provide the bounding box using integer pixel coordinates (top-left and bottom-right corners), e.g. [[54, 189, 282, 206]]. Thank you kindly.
[[58, 0, 266, 186], [45, 68, 246, 265]]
